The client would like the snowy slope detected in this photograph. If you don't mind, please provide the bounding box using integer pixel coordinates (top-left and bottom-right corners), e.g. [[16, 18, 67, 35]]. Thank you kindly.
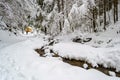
[[0, 0, 120, 79], [0, 30, 120, 80], [53, 42, 120, 71], [0, 30, 27, 49], [53, 20, 120, 72]]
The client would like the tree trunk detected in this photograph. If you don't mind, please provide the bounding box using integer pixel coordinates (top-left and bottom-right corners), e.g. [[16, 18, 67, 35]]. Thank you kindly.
[[93, 7, 96, 32], [116, 0, 118, 21], [103, 0, 106, 30]]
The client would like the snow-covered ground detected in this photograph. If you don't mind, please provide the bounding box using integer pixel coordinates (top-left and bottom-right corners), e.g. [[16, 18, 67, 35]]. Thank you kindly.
[[52, 21, 120, 72], [0, 0, 120, 79], [0, 30, 26, 49], [0, 27, 120, 80]]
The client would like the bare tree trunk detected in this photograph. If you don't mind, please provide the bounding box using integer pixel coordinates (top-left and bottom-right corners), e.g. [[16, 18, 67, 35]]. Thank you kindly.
[[116, 0, 118, 21], [92, 7, 96, 32], [113, 0, 118, 23], [57, 0, 64, 32], [61, 0, 64, 32], [103, 0, 106, 30], [113, 0, 116, 23], [57, 0, 61, 12]]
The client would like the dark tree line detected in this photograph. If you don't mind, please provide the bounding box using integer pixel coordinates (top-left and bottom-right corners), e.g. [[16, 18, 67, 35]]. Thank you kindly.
[[91, 0, 119, 32]]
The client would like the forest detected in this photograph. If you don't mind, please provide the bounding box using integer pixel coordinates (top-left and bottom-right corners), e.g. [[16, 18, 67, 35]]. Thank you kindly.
[[0, 0, 119, 35], [0, 0, 120, 80]]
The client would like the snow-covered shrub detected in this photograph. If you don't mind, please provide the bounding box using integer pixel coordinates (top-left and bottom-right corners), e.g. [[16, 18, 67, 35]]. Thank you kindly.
[[36, 0, 97, 35], [0, 0, 39, 33]]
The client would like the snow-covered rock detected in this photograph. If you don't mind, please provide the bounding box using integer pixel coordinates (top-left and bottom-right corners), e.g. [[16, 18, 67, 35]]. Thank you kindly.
[[83, 63, 88, 69], [108, 71, 116, 77]]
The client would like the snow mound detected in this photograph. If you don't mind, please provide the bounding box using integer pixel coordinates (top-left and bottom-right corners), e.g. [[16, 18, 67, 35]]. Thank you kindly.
[[52, 42, 120, 72]]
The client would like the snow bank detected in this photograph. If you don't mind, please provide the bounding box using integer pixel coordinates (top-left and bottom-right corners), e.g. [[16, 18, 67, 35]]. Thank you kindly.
[[0, 35, 119, 80], [53, 42, 120, 71], [0, 30, 28, 49]]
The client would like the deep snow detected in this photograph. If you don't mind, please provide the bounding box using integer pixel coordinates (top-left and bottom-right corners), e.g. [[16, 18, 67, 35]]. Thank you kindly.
[[0, 0, 120, 80], [52, 21, 120, 72], [0, 29, 120, 80]]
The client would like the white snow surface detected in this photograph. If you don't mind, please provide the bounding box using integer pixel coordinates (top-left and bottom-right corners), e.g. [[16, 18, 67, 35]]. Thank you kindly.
[[0, 30, 27, 49], [53, 42, 120, 71], [109, 71, 116, 77], [53, 22, 120, 72], [0, 30, 120, 80]]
